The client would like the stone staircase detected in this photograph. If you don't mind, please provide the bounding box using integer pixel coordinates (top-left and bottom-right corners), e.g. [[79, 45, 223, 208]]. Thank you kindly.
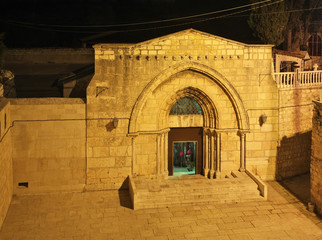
[[129, 171, 266, 210]]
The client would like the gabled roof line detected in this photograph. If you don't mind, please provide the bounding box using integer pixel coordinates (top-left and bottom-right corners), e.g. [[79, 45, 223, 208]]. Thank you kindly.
[[94, 28, 274, 49]]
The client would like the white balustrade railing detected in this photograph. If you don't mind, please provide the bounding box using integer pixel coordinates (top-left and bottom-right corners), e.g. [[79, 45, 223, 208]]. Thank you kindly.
[[274, 70, 322, 88]]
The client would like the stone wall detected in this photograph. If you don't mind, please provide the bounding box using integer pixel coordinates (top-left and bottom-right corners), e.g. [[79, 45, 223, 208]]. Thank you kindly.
[[0, 99, 13, 229], [10, 98, 86, 194], [86, 29, 279, 189], [311, 100, 322, 215], [277, 87, 321, 179]]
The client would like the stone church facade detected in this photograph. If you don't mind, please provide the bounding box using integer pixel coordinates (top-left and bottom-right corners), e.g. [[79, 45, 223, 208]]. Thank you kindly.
[[86, 28, 278, 190], [1, 29, 321, 225]]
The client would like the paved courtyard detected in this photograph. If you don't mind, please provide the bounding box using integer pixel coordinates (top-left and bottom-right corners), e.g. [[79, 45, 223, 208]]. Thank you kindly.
[[0, 180, 321, 240]]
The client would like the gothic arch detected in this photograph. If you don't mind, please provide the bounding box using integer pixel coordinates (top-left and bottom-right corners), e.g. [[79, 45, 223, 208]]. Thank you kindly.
[[159, 87, 218, 129], [128, 61, 249, 134]]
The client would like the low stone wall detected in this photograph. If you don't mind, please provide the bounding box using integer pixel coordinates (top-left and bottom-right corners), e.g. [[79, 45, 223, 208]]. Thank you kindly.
[[0, 99, 13, 229], [311, 100, 322, 215], [10, 98, 86, 195]]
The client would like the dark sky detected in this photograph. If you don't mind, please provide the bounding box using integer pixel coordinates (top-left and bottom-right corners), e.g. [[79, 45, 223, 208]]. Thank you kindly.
[[0, 0, 258, 48]]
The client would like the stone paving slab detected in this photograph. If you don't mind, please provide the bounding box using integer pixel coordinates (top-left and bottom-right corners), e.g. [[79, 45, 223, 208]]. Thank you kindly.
[[0, 181, 321, 240]]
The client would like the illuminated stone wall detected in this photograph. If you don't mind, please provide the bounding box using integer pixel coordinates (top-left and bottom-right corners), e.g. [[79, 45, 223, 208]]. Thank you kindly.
[[277, 88, 321, 179], [0, 100, 13, 229], [10, 98, 86, 195], [86, 29, 279, 190], [311, 100, 322, 215]]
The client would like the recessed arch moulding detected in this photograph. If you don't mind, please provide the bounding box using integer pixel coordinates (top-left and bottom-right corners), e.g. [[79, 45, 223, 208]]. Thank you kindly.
[[128, 62, 250, 177]]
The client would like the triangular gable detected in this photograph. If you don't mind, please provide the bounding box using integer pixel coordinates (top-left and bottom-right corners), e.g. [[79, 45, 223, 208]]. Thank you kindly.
[[133, 28, 249, 49]]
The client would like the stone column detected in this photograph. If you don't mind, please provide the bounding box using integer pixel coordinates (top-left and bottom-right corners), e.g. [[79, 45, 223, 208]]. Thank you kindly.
[[203, 128, 209, 178], [238, 130, 248, 172], [209, 129, 215, 179], [157, 134, 161, 175], [164, 132, 169, 176], [127, 133, 138, 176], [160, 133, 165, 175], [215, 130, 221, 179]]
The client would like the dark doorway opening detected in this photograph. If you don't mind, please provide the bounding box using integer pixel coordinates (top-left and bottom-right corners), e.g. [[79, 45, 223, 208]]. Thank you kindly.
[[168, 127, 203, 176]]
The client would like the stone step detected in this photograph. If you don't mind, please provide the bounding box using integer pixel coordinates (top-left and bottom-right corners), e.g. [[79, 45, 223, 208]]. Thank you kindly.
[[130, 172, 265, 210], [136, 187, 260, 198], [135, 181, 258, 194], [135, 195, 263, 209]]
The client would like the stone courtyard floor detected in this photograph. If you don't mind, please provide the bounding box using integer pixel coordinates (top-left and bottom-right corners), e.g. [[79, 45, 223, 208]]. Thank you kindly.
[[0, 179, 321, 240]]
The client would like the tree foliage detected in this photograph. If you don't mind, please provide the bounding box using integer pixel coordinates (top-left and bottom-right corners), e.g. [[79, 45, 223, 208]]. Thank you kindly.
[[0, 33, 6, 69], [248, 0, 289, 46], [284, 0, 320, 51]]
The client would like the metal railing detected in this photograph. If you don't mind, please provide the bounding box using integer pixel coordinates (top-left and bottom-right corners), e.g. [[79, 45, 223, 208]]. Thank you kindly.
[[274, 70, 322, 88]]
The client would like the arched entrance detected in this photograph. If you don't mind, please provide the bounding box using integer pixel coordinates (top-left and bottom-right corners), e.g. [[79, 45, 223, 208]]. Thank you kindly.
[[128, 62, 250, 179], [167, 96, 204, 176], [163, 87, 219, 178]]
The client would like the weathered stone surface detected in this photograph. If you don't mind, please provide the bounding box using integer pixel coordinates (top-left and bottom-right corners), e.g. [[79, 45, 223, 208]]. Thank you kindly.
[[86, 29, 320, 187], [311, 101, 322, 216], [9, 99, 86, 195], [0, 100, 13, 229]]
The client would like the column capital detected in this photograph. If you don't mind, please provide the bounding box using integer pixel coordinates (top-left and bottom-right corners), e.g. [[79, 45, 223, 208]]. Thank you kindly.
[[203, 127, 214, 135], [238, 129, 250, 136], [127, 133, 139, 138]]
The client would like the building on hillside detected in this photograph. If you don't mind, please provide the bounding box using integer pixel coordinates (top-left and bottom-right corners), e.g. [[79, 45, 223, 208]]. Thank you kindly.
[[1, 29, 322, 217], [3, 48, 94, 98], [273, 49, 312, 72]]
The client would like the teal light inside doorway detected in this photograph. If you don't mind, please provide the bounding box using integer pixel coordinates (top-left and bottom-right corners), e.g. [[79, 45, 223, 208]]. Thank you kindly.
[[173, 141, 197, 176]]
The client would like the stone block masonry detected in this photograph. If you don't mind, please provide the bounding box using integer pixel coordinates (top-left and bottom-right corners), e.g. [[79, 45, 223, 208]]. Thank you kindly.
[[0, 29, 320, 204], [88, 29, 321, 187], [311, 100, 322, 216], [87, 28, 278, 188], [9, 98, 86, 195], [0, 99, 13, 230], [277, 87, 321, 179]]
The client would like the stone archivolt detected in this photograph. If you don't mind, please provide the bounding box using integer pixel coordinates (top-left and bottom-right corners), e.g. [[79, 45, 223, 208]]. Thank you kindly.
[[129, 61, 249, 134]]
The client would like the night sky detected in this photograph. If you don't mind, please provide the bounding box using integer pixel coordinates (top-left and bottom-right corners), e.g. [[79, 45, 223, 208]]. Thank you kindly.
[[0, 0, 259, 48]]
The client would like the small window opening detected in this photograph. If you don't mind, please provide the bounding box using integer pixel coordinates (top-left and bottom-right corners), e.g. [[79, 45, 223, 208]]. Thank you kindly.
[[170, 97, 203, 115], [18, 182, 28, 188]]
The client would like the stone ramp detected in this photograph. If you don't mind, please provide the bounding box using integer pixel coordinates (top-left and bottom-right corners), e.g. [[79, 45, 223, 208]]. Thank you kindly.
[[129, 171, 266, 210]]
